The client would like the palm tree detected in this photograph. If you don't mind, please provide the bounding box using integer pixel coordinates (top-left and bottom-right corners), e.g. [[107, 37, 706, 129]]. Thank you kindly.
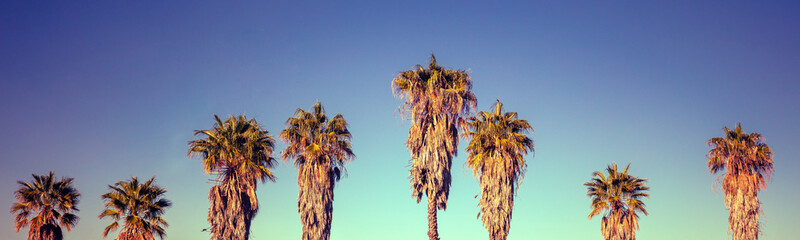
[[10, 172, 81, 240], [280, 102, 354, 240], [392, 54, 477, 240], [461, 100, 533, 240], [99, 176, 172, 240], [707, 123, 773, 240], [584, 163, 649, 240], [188, 115, 277, 240]]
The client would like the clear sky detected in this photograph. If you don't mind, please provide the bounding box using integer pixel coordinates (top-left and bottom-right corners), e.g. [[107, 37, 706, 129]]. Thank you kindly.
[[1, 1, 799, 239]]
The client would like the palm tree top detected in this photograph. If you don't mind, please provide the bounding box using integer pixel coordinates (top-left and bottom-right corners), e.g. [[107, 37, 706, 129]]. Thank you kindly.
[[474, 100, 531, 134], [15, 172, 80, 211], [11, 171, 81, 234], [584, 163, 650, 220], [99, 176, 171, 239], [391, 54, 477, 120], [707, 123, 773, 185], [461, 100, 534, 180], [280, 101, 354, 170], [188, 114, 277, 183]]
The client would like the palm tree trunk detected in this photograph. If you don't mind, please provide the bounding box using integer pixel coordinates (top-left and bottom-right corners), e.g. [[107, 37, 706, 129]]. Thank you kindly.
[[31, 223, 62, 240], [427, 197, 439, 240], [728, 186, 761, 240], [299, 169, 336, 240]]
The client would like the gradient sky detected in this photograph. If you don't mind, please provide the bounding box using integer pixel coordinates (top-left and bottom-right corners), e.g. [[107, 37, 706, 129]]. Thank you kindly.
[[2, 1, 799, 240]]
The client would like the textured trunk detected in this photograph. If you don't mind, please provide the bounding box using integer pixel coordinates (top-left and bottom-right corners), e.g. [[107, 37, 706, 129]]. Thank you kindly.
[[601, 208, 634, 240], [427, 197, 440, 240], [30, 223, 62, 240], [300, 167, 334, 240], [727, 187, 761, 240], [118, 230, 152, 240], [478, 169, 514, 240], [208, 175, 255, 240]]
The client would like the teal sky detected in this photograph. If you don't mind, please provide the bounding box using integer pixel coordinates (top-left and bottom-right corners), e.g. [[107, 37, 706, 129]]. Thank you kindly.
[[2, 1, 799, 239]]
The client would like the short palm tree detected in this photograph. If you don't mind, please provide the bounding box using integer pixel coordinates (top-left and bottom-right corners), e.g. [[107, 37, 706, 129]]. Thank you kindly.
[[188, 115, 277, 240], [10, 172, 81, 240], [584, 163, 649, 240], [392, 55, 477, 240], [707, 123, 773, 240], [99, 176, 172, 240], [461, 100, 534, 240], [280, 102, 354, 240]]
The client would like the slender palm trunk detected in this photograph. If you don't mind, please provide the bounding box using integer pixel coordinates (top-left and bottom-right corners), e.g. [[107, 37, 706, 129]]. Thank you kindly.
[[427, 196, 440, 240]]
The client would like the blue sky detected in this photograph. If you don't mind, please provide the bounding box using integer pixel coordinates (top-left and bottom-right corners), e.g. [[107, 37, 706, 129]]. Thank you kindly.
[[1, 1, 799, 239]]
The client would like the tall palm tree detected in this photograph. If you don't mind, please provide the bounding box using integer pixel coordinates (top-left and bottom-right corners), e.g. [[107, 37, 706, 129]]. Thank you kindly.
[[10, 172, 81, 240], [707, 123, 773, 240], [280, 102, 354, 240], [188, 115, 277, 240], [99, 176, 172, 240], [392, 55, 477, 240], [584, 163, 649, 240], [461, 101, 533, 240]]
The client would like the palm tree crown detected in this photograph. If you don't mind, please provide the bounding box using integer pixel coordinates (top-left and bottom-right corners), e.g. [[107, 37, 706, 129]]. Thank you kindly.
[[99, 176, 172, 240], [280, 102, 354, 240], [707, 123, 773, 240], [392, 55, 477, 240], [10, 172, 81, 240], [461, 100, 533, 240], [584, 163, 649, 240], [188, 114, 277, 240]]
